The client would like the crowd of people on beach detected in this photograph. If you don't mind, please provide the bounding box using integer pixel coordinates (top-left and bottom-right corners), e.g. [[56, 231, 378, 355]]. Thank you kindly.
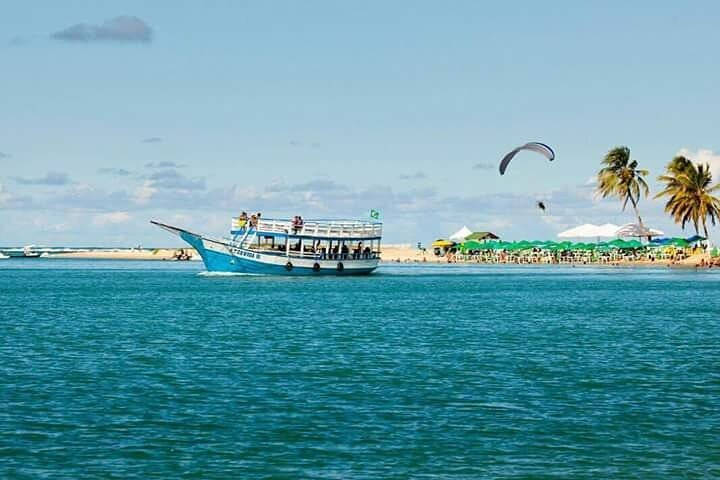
[[171, 248, 193, 261], [440, 244, 719, 268]]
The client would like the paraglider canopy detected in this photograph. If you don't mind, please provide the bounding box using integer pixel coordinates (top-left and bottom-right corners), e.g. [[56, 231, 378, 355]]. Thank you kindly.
[[499, 142, 555, 175]]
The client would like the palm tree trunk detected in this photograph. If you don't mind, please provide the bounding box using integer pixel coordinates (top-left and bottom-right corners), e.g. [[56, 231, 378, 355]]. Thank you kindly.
[[629, 195, 644, 227]]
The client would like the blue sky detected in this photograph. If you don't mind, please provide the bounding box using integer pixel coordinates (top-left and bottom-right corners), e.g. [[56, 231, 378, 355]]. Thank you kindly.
[[2, 1, 720, 245]]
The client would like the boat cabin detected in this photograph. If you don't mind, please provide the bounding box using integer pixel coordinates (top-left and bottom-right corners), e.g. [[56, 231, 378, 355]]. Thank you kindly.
[[230, 217, 382, 261]]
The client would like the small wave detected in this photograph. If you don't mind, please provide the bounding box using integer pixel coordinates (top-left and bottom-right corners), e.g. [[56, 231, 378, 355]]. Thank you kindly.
[[197, 271, 258, 277]]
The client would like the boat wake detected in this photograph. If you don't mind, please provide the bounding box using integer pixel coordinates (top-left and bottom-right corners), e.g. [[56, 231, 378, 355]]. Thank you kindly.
[[197, 271, 259, 277]]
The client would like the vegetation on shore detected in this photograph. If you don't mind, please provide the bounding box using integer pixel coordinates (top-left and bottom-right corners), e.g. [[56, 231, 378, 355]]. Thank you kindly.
[[597, 146, 720, 241], [596, 146, 649, 227]]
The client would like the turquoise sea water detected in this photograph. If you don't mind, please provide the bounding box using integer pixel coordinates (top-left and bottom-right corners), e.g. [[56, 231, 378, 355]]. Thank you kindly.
[[1, 260, 719, 478]]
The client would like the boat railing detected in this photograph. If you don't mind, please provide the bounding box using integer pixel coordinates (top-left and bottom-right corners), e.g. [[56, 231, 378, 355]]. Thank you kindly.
[[231, 217, 382, 238]]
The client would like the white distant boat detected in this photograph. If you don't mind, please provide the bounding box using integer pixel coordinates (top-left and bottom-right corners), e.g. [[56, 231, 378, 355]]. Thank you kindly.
[[22, 245, 41, 258], [0, 253, 9, 260]]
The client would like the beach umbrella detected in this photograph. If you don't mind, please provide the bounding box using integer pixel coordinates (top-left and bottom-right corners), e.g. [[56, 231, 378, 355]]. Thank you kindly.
[[615, 223, 664, 238], [479, 241, 504, 250], [623, 240, 644, 249], [500, 242, 521, 251], [667, 238, 690, 247], [474, 241, 492, 250], [685, 235, 706, 243], [431, 239, 455, 248], [557, 223, 620, 239], [596, 223, 622, 237], [460, 239, 483, 251], [649, 237, 670, 245], [607, 239, 630, 249], [596, 242, 614, 251], [557, 224, 599, 238]]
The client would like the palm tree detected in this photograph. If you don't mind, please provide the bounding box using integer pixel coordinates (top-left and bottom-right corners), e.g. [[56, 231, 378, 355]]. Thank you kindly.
[[655, 157, 720, 240], [596, 146, 650, 226]]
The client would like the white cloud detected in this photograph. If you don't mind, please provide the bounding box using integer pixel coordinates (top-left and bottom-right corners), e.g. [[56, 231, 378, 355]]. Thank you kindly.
[[93, 211, 131, 226], [51, 16, 152, 43], [0, 183, 32, 209], [677, 148, 720, 181], [13, 171, 73, 186], [132, 181, 157, 205]]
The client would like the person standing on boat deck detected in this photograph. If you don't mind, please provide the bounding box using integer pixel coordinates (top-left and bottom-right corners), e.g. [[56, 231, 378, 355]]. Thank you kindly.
[[238, 211, 248, 230], [341, 243, 349, 260]]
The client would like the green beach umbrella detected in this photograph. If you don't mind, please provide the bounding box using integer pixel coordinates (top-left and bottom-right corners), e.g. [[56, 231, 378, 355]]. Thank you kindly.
[[607, 239, 643, 249], [460, 239, 483, 251], [667, 238, 690, 247]]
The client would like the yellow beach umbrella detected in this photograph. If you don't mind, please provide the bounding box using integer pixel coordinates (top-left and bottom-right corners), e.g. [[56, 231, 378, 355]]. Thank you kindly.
[[431, 239, 455, 248]]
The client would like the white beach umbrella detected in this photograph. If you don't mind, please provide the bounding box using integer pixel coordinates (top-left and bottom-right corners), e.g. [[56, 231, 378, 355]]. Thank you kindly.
[[449, 226, 473, 242], [558, 223, 622, 239], [595, 223, 622, 237], [615, 223, 664, 238], [557, 224, 601, 238]]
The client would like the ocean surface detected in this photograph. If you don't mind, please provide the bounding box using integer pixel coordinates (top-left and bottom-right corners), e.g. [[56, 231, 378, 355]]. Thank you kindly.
[[1, 259, 719, 478]]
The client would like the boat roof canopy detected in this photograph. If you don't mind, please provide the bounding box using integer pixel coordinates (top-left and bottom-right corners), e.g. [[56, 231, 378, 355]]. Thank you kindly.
[[231, 217, 382, 241]]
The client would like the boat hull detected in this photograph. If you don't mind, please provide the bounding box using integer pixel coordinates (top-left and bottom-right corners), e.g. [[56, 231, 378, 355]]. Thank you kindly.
[[173, 228, 378, 276]]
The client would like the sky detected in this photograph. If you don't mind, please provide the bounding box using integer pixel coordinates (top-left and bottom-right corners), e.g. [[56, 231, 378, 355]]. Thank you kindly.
[[2, 1, 720, 246]]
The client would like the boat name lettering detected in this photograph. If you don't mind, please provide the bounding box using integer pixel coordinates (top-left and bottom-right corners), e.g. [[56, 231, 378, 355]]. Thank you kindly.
[[233, 248, 260, 259]]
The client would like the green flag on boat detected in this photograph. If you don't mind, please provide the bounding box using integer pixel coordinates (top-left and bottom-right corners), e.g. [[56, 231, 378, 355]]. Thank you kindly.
[[370, 209, 380, 220]]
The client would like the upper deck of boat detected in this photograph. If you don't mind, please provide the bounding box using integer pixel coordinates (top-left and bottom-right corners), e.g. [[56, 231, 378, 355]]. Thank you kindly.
[[231, 217, 382, 240]]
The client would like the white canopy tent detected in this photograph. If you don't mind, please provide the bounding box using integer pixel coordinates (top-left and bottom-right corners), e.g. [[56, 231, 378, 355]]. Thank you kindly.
[[449, 226, 473, 243], [557, 223, 620, 239]]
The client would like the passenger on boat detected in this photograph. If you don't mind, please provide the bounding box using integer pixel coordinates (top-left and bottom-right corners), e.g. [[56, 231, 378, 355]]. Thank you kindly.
[[352, 241, 363, 259], [363, 246, 371, 259], [341, 244, 349, 260], [249, 212, 261, 228], [291, 215, 305, 234], [319, 246, 327, 259], [332, 245, 339, 260], [238, 211, 248, 229]]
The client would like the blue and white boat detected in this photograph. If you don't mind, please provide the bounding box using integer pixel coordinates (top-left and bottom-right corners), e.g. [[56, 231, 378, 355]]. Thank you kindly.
[[151, 216, 382, 275]]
